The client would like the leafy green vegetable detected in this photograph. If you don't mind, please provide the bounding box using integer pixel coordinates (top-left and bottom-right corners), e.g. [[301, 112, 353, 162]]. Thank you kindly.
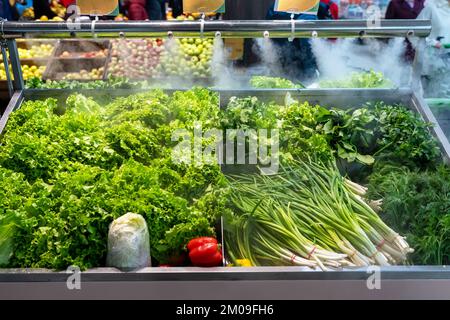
[[219, 96, 440, 168], [26, 77, 149, 90], [319, 70, 394, 89], [221, 97, 279, 130], [371, 103, 441, 169], [250, 76, 304, 89], [0, 202, 21, 267], [0, 88, 228, 269], [320, 108, 376, 165], [279, 101, 334, 162], [0, 85, 443, 270]]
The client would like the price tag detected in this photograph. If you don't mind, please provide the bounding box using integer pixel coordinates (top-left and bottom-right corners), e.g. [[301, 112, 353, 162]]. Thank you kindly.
[[274, 0, 319, 15], [76, 0, 119, 16], [183, 0, 225, 14]]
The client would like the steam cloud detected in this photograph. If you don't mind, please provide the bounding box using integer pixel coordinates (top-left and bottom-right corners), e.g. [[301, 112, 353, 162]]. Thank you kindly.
[[311, 37, 411, 87]]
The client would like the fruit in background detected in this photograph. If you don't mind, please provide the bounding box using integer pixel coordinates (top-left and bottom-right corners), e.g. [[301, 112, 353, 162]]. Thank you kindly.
[[18, 44, 54, 59], [22, 65, 46, 80], [50, 0, 67, 17], [168, 12, 216, 20], [108, 39, 164, 79], [114, 14, 128, 21], [22, 7, 35, 19], [36, 16, 64, 21], [59, 49, 108, 59], [176, 14, 195, 20], [63, 67, 104, 80], [157, 38, 213, 77], [0, 63, 45, 80], [60, 51, 70, 58], [82, 49, 108, 58]]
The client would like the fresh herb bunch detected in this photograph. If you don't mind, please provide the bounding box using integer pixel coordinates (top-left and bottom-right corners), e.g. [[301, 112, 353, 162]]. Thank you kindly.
[[219, 96, 440, 168], [371, 103, 441, 169], [279, 101, 333, 162], [220, 97, 279, 130], [367, 164, 450, 265]]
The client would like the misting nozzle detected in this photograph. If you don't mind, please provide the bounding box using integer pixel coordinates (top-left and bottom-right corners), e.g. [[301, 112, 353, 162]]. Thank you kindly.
[[311, 31, 318, 38], [167, 31, 174, 39], [407, 30, 415, 37], [263, 31, 270, 38], [119, 32, 125, 38], [359, 30, 366, 37], [215, 31, 222, 38]]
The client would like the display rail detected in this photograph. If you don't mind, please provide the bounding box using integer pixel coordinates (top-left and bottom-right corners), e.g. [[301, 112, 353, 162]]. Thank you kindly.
[[0, 20, 432, 39]]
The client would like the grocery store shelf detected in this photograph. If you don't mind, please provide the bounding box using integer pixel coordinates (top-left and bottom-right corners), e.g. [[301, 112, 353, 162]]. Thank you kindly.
[[0, 19, 431, 39]]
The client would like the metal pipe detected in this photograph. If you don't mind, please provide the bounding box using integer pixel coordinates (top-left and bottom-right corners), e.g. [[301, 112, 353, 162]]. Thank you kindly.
[[0, 19, 432, 39], [6, 39, 24, 90], [1, 43, 13, 97]]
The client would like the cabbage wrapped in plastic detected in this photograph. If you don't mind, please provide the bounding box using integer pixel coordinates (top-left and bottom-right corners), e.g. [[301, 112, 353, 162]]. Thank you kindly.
[[107, 213, 151, 270]]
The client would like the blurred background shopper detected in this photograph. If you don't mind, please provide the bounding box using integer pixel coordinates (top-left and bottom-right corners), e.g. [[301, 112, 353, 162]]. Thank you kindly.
[[417, 0, 450, 97]]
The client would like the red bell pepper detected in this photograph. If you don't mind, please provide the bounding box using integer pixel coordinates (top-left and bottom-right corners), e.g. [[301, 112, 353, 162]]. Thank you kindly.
[[187, 237, 217, 251], [187, 237, 222, 267]]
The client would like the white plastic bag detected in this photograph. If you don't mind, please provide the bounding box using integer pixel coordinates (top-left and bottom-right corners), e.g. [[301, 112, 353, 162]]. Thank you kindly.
[[106, 213, 151, 270]]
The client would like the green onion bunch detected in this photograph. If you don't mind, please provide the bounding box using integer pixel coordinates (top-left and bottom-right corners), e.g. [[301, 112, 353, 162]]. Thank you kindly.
[[225, 159, 413, 270]]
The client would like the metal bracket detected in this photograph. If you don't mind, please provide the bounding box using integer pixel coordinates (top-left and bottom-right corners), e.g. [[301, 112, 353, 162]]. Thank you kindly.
[[0, 18, 13, 97], [288, 14, 295, 42], [200, 13, 206, 38], [7, 39, 24, 92], [91, 16, 99, 38], [0, 19, 7, 48], [411, 37, 426, 95]]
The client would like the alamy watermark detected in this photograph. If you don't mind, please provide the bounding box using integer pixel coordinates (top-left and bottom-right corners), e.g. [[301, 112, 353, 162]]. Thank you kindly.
[[66, 265, 81, 290], [366, 266, 381, 290], [171, 122, 279, 175]]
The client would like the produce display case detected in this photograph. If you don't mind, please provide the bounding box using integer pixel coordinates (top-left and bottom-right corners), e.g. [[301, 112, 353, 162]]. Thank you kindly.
[[0, 20, 450, 300]]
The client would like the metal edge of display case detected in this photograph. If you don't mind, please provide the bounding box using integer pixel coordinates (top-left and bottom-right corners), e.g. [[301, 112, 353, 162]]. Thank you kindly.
[[0, 90, 23, 132], [0, 266, 449, 283], [411, 92, 450, 162], [0, 20, 432, 39]]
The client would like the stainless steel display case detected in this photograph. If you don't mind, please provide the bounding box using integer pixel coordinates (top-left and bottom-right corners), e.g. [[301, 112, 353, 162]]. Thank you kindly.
[[1, 20, 449, 300]]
